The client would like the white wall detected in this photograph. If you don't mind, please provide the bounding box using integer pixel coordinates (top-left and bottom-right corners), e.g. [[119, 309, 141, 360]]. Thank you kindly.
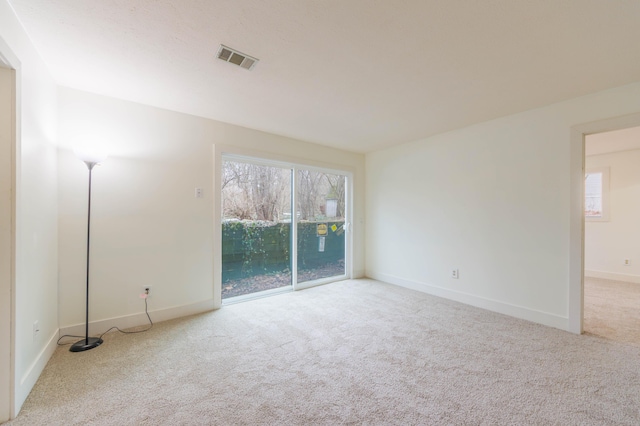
[[0, 0, 59, 416], [57, 87, 365, 333], [585, 148, 640, 283], [366, 82, 640, 332]]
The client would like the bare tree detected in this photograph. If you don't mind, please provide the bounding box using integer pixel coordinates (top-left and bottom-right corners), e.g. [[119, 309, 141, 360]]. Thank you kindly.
[[248, 165, 289, 221], [297, 169, 324, 220], [223, 161, 290, 221], [298, 170, 345, 220], [223, 160, 346, 222]]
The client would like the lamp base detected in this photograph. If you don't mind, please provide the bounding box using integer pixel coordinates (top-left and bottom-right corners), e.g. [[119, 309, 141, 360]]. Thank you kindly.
[[69, 337, 103, 352]]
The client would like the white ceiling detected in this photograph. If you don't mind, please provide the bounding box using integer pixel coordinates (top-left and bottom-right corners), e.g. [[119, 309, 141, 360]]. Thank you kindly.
[[8, 0, 640, 153]]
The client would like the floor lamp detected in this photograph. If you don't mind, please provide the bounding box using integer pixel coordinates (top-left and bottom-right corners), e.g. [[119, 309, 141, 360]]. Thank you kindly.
[[70, 150, 107, 352]]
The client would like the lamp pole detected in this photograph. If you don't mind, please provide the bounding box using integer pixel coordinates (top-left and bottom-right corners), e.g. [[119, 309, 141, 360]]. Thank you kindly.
[[70, 160, 104, 352]]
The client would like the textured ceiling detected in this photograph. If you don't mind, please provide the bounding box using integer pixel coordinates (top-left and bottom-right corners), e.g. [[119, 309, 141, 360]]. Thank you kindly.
[[7, 0, 640, 153]]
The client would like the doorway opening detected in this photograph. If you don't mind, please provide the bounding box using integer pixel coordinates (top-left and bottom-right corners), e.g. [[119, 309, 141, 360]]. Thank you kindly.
[[220, 155, 350, 303], [0, 63, 14, 422], [582, 127, 640, 345]]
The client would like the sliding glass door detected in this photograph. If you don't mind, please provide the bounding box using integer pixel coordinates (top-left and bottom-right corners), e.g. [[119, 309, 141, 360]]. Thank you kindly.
[[221, 156, 349, 302], [296, 170, 346, 285], [221, 160, 292, 299]]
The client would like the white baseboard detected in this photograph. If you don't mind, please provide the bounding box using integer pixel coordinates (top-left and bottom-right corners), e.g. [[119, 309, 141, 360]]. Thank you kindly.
[[16, 329, 58, 415], [59, 299, 216, 337], [367, 271, 569, 331], [585, 270, 640, 284]]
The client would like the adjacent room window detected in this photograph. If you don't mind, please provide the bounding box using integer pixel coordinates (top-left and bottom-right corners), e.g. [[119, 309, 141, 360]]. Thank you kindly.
[[585, 167, 609, 221]]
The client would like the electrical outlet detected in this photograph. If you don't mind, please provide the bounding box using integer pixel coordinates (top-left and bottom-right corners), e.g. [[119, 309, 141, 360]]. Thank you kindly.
[[33, 320, 40, 341], [624, 259, 630, 266], [140, 285, 152, 298], [451, 269, 459, 279], [195, 188, 203, 198]]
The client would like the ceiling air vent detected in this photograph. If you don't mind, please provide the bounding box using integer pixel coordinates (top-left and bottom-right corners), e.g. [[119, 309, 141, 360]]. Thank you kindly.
[[217, 45, 258, 70]]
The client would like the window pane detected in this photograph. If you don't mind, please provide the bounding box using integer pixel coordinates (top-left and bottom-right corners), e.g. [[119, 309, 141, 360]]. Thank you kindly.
[[221, 160, 292, 299], [585, 172, 602, 217], [297, 170, 346, 283]]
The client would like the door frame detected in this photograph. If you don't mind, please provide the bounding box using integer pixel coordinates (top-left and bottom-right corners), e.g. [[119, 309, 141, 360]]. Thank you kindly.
[[213, 144, 354, 308], [0, 37, 18, 422], [569, 112, 640, 334]]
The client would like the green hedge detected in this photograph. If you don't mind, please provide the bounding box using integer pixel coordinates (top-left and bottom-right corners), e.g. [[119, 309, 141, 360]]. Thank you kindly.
[[222, 220, 345, 282]]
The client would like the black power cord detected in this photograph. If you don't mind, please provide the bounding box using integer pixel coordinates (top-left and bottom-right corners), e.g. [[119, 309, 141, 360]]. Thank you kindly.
[[57, 295, 153, 346]]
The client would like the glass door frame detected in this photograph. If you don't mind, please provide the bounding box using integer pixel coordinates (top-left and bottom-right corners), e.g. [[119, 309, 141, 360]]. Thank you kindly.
[[213, 145, 353, 308]]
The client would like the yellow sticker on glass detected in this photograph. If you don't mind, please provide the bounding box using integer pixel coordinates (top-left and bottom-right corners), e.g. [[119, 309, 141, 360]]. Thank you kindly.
[[316, 223, 328, 237]]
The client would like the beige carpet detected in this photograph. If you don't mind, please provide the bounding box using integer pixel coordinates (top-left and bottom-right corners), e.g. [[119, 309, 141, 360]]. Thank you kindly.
[[6, 279, 640, 425], [584, 276, 640, 346]]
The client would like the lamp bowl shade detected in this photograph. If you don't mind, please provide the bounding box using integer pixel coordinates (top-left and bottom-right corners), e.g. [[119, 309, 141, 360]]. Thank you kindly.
[[73, 146, 109, 165]]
